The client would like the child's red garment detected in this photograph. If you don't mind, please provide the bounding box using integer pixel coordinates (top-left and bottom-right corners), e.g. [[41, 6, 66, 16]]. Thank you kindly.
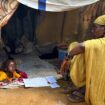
[[16, 70, 28, 78]]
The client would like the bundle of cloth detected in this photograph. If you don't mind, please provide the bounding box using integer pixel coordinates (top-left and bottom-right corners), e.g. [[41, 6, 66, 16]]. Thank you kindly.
[[0, 0, 18, 28]]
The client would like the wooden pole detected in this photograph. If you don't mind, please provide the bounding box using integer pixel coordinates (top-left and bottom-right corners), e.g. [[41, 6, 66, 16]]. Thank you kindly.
[[60, 11, 66, 42]]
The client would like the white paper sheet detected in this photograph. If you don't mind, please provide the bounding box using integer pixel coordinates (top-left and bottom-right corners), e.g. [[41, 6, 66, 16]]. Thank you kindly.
[[50, 83, 60, 88], [23, 77, 49, 87], [46, 76, 57, 84]]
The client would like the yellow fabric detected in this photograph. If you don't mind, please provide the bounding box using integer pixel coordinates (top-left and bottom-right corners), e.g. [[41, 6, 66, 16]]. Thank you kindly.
[[68, 42, 86, 87], [7, 71, 21, 81], [0, 71, 7, 81], [68, 38, 105, 105], [0, 70, 20, 82], [13, 71, 21, 78], [94, 15, 105, 25]]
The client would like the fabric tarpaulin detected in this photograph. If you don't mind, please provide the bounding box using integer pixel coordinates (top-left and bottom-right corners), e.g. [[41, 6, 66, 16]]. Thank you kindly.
[[0, 0, 99, 45], [17, 0, 99, 12], [0, 0, 99, 28]]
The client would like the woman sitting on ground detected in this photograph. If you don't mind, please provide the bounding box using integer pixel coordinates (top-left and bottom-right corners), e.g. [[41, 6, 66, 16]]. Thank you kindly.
[[0, 59, 28, 82], [60, 15, 105, 105]]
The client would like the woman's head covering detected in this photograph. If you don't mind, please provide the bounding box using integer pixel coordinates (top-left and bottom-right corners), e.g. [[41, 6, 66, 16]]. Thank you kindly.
[[94, 15, 105, 25]]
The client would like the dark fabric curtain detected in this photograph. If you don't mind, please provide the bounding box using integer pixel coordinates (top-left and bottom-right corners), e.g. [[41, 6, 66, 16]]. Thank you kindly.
[[1, 4, 40, 54]]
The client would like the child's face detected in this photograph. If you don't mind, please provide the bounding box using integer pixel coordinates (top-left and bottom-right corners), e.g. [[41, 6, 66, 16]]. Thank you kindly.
[[8, 61, 16, 73]]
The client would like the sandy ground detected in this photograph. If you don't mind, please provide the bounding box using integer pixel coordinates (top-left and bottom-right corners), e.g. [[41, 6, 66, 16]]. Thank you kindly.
[[0, 80, 87, 105], [0, 50, 87, 105], [0, 88, 87, 105]]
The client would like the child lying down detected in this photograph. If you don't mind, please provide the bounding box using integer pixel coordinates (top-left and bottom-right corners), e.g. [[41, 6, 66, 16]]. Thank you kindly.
[[0, 59, 28, 84]]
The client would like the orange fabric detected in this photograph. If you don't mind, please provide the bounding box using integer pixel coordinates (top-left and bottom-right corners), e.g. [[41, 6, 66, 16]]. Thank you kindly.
[[13, 71, 21, 78], [0, 71, 7, 81], [7, 71, 21, 81]]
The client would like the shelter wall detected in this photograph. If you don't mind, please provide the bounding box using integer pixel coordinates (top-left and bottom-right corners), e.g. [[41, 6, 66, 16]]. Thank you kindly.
[[36, 10, 79, 45]]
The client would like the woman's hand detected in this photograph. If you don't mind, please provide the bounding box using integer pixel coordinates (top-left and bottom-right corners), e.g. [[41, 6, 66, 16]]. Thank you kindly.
[[59, 57, 71, 76]]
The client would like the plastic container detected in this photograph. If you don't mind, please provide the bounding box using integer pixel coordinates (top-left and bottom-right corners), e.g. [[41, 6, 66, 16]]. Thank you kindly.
[[58, 49, 67, 60]]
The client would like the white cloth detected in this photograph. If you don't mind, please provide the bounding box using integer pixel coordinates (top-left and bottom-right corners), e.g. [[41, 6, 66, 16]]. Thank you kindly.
[[17, 0, 99, 12]]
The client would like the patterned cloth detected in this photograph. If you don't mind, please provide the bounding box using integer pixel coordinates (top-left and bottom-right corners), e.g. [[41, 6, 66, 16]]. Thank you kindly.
[[0, 0, 18, 28]]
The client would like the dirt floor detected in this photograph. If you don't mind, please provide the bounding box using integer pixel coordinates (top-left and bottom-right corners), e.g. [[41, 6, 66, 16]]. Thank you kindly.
[[0, 51, 87, 105], [0, 80, 87, 105]]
